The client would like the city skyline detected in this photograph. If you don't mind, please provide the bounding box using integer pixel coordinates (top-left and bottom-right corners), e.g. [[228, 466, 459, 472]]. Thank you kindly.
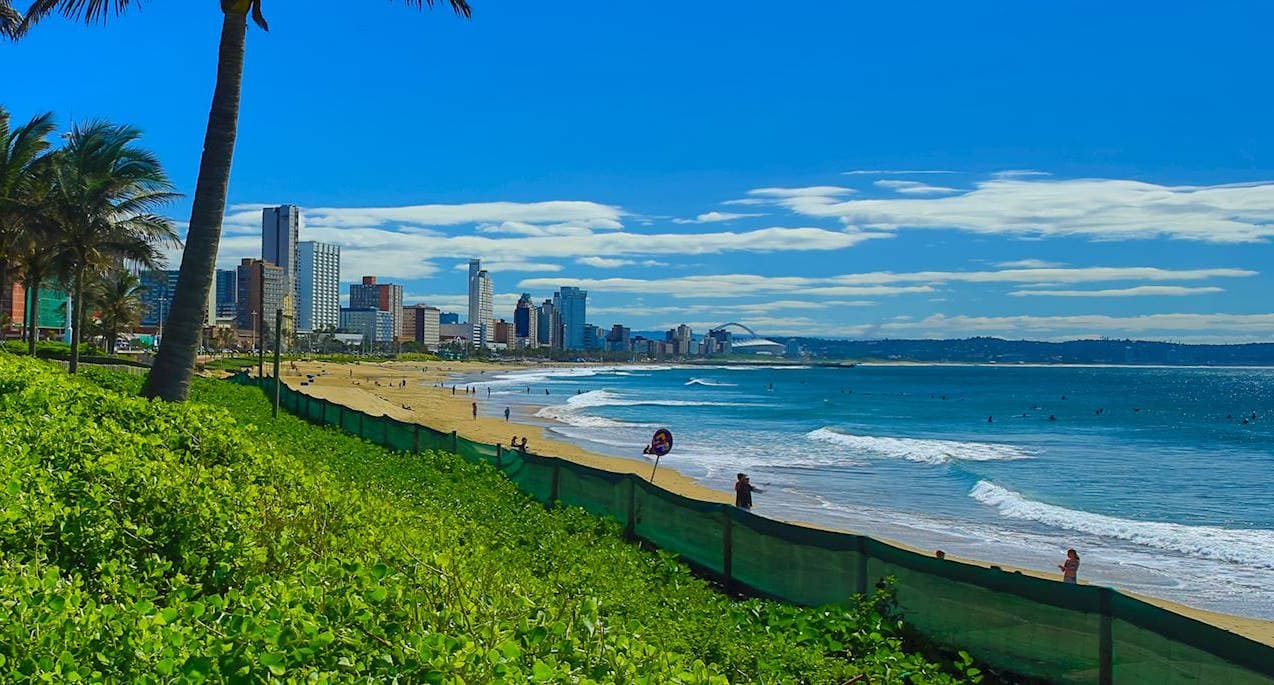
[[10, 3, 1274, 343]]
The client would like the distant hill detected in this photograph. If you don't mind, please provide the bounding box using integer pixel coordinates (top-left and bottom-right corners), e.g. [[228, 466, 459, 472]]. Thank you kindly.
[[775, 336, 1274, 366]]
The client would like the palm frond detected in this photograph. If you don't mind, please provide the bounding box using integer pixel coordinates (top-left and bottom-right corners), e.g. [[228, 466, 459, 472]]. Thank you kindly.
[[0, 1, 22, 39], [20, 0, 137, 27], [401, 0, 472, 19]]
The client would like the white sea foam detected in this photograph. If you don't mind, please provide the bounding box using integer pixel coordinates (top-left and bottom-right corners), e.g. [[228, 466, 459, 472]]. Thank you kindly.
[[533, 389, 748, 428], [561, 389, 752, 409], [969, 481, 1274, 569], [806, 428, 1034, 464], [685, 378, 738, 387]]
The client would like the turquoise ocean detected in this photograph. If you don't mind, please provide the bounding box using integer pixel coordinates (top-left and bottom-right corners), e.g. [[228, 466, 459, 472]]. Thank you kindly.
[[464, 364, 1274, 619]]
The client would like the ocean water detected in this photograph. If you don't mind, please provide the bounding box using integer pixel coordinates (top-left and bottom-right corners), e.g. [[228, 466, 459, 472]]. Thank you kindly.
[[462, 364, 1274, 619]]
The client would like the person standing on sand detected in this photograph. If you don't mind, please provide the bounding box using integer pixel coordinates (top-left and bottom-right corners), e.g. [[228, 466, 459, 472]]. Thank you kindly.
[[1059, 549, 1080, 584], [504, 407, 511, 422], [472, 402, 478, 420], [734, 473, 762, 510]]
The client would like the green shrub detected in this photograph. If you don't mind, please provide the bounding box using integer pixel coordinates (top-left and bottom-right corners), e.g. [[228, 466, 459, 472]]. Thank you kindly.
[[0, 355, 975, 683]]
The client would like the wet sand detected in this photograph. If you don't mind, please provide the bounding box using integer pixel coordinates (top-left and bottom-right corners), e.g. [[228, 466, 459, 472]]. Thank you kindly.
[[268, 360, 1274, 647]]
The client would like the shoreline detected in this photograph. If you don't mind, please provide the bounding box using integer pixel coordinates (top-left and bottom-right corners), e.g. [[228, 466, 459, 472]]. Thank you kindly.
[[275, 359, 1274, 647]]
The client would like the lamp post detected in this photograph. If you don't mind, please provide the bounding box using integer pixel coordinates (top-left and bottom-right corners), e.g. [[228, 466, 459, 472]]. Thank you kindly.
[[157, 295, 167, 344]]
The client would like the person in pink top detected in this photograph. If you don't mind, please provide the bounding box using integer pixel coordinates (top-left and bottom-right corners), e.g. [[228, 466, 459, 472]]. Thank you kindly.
[[1059, 549, 1080, 584]]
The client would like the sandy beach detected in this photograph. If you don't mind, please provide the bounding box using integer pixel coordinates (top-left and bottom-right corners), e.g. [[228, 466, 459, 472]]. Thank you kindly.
[[276, 360, 729, 505], [264, 359, 1274, 647]]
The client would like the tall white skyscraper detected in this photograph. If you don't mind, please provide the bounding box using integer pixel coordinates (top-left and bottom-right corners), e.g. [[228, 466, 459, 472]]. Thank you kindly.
[[262, 205, 300, 321], [467, 258, 494, 346], [296, 241, 340, 333]]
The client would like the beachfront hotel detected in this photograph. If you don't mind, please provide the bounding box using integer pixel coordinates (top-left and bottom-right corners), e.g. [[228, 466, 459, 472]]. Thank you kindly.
[[296, 241, 341, 333]]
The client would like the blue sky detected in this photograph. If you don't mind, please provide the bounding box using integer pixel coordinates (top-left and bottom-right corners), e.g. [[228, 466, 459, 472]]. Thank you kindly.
[[5, 2, 1274, 342]]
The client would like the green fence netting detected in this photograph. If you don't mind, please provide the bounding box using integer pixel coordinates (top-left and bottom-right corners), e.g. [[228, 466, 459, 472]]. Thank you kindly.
[[234, 374, 1274, 685]]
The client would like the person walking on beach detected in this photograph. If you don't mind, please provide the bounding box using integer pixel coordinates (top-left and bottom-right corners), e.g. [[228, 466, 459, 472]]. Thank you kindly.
[[734, 473, 762, 510], [504, 407, 511, 422], [472, 402, 478, 420], [1059, 549, 1080, 584]]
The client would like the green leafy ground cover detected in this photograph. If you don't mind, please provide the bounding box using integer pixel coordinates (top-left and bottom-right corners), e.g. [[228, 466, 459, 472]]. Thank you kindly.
[[0, 355, 980, 683]]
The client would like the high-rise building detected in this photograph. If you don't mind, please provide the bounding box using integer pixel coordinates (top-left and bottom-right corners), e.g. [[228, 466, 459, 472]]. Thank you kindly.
[[493, 319, 511, 345], [553, 286, 587, 350], [349, 276, 403, 341], [537, 299, 559, 349], [583, 324, 604, 351], [666, 324, 693, 356], [297, 241, 340, 333], [141, 270, 216, 329], [339, 307, 393, 345], [140, 270, 179, 327], [215, 269, 237, 318], [467, 259, 494, 347], [606, 324, 631, 353], [261, 205, 300, 321], [514, 293, 538, 348], [236, 259, 285, 334], [401, 304, 441, 348]]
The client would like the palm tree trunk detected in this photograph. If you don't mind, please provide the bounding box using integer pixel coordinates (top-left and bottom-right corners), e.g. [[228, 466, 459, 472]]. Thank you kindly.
[[143, 11, 248, 401], [26, 279, 39, 356], [69, 267, 83, 372]]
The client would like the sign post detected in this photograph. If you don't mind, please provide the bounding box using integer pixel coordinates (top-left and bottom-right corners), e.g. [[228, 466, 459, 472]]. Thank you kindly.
[[272, 309, 283, 418], [644, 428, 674, 482]]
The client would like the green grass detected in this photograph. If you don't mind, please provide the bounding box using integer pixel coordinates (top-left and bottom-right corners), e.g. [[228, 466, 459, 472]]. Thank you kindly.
[[0, 355, 979, 683]]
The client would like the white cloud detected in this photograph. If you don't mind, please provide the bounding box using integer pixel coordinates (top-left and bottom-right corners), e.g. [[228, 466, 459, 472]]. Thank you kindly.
[[401, 292, 521, 312], [775, 177, 1274, 243], [747, 186, 856, 198], [672, 211, 763, 224], [518, 274, 933, 299], [576, 257, 668, 269], [301, 200, 625, 230], [1008, 286, 1225, 297], [827, 266, 1255, 286], [996, 259, 1065, 268], [873, 180, 960, 195]]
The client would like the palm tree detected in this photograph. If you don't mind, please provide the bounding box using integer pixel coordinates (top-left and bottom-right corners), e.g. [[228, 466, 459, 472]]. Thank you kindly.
[[0, 106, 56, 337], [10, 0, 472, 400], [43, 120, 177, 372], [14, 179, 60, 354], [89, 268, 146, 355]]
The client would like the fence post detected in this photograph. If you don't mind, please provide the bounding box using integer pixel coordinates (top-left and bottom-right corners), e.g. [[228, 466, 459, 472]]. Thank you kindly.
[[722, 508, 734, 594], [496, 444, 503, 469], [450, 430, 458, 453], [624, 478, 636, 539], [550, 461, 560, 504], [383, 418, 390, 446], [338, 404, 344, 429], [1099, 588, 1113, 685], [413, 425, 421, 454], [359, 412, 365, 439], [855, 535, 869, 597]]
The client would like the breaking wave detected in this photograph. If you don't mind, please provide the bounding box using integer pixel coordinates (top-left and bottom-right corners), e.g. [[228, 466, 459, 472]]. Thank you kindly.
[[806, 428, 1034, 465], [969, 481, 1274, 568]]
